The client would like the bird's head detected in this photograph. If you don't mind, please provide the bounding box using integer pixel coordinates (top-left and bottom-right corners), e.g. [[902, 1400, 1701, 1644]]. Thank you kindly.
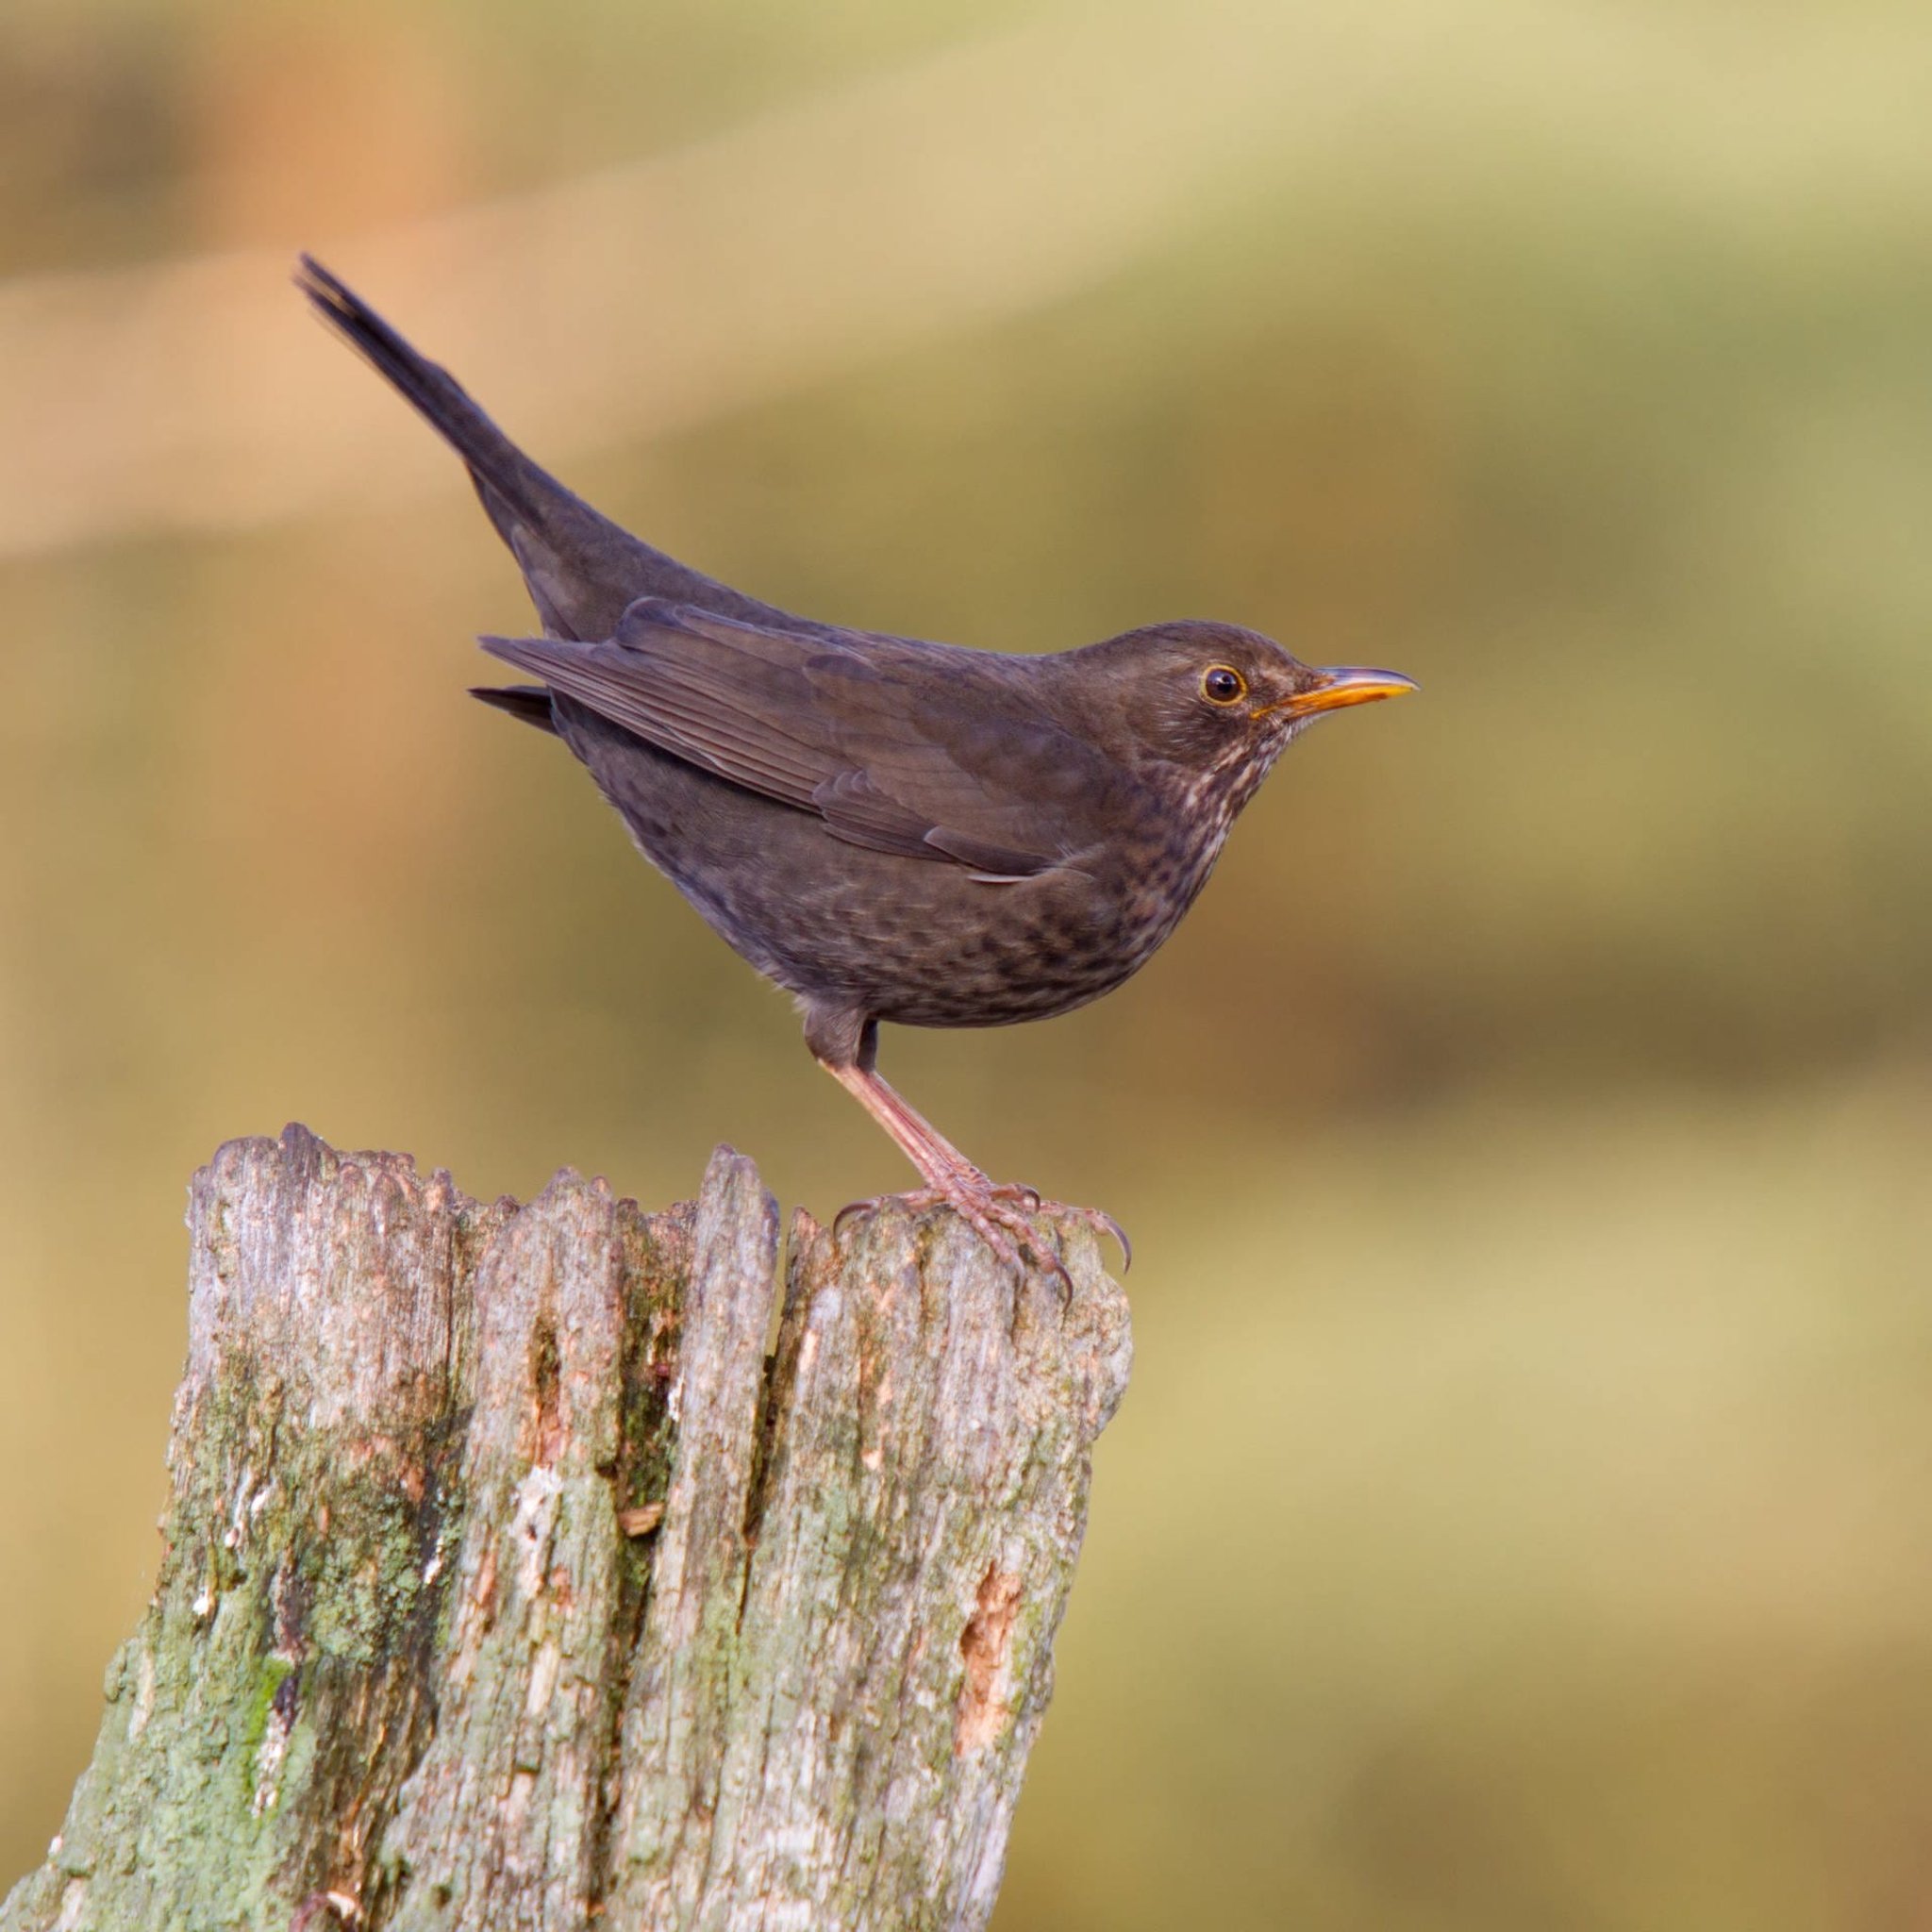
[[1060, 620, 1416, 807]]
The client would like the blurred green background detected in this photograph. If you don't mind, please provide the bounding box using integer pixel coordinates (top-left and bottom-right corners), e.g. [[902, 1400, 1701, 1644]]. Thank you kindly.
[[4, 1, 1931, 1924]]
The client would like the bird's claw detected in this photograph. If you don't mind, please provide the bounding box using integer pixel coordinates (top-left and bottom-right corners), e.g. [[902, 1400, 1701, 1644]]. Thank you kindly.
[[833, 1181, 1123, 1298], [990, 1188, 1130, 1272], [986, 1180, 1043, 1213], [1076, 1205, 1132, 1272]]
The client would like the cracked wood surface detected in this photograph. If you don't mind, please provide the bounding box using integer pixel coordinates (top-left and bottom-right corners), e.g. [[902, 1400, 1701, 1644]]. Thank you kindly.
[[1, 1125, 1131, 1932]]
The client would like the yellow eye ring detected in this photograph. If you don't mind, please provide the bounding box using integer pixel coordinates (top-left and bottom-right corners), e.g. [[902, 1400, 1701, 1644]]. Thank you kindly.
[[1201, 665, 1247, 706]]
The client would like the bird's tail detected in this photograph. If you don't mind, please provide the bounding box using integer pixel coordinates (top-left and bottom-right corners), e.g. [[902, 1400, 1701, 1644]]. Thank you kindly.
[[468, 682, 559, 734], [298, 254, 759, 645]]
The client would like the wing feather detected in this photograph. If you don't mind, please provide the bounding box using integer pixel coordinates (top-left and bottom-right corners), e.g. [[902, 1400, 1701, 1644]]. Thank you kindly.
[[480, 599, 1126, 877]]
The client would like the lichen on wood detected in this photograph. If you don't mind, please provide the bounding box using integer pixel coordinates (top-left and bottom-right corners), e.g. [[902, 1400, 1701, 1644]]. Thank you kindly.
[[2, 1124, 1131, 1932]]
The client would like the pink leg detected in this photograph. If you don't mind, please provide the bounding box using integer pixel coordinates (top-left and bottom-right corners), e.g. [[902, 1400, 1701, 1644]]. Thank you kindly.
[[820, 1058, 1129, 1279]]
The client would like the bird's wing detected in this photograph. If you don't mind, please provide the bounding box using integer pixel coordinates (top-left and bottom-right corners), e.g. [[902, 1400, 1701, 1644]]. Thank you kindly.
[[480, 600, 1124, 877]]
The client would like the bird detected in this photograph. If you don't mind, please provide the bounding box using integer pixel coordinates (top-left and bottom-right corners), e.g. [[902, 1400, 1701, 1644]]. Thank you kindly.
[[296, 255, 1415, 1280]]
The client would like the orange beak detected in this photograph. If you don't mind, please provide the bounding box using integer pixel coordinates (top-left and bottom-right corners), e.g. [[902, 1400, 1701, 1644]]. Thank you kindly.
[[1263, 666, 1419, 720]]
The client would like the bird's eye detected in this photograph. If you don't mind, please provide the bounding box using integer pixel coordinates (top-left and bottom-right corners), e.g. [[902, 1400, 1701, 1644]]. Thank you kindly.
[[1201, 665, 1246, 706]]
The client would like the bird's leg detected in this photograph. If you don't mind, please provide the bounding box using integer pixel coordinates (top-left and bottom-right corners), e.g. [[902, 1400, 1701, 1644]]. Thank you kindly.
[[823, 1057, 1017, 1196], [819, 1053, 1128, 1282], [824, 1057, 1063, 1288]]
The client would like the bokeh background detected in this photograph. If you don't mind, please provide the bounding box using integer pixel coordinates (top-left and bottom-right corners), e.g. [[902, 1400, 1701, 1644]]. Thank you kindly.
[[5, 1, 1932, 1924]]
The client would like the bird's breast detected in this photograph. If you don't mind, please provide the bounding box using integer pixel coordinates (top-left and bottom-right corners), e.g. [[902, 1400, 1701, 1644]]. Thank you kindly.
[[861, 791, 1237, 1030]]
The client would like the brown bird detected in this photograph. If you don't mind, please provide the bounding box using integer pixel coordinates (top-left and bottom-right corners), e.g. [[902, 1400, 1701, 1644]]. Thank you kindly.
[[297, 256, 1415, 1276]]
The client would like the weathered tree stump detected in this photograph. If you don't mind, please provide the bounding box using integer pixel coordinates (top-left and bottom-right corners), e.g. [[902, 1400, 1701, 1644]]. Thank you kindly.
[[3, 1125, 1131, 1932]]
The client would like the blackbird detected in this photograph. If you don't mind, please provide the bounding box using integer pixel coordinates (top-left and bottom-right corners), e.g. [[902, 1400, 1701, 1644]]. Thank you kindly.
[[297, 256, 1414, 1276]]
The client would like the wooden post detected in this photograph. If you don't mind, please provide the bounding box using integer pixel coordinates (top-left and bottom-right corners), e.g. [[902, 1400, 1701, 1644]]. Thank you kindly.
[[2, 1125, 1131, 1932]]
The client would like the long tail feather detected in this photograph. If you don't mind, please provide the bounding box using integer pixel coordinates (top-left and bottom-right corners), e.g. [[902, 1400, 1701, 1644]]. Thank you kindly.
[[295, 255, 800, 643]]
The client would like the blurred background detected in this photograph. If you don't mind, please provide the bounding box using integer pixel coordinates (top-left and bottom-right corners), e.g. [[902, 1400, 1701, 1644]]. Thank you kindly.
[[4, 0, 1931, 1924]]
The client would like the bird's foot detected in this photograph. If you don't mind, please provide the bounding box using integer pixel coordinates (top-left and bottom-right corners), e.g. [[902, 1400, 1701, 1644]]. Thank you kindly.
[[842, 1181, 1071, 1295], [835, 1179, 1129, 1295], [979, 1187, 1131, 1272]]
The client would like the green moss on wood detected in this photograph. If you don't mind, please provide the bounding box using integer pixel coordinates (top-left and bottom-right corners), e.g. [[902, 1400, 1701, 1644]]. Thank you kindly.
[[3, 1132, 1129, 1932]]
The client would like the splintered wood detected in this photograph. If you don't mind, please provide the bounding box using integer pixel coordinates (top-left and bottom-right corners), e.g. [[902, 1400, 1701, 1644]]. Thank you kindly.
[[1, 1125, 1130, 1932]]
